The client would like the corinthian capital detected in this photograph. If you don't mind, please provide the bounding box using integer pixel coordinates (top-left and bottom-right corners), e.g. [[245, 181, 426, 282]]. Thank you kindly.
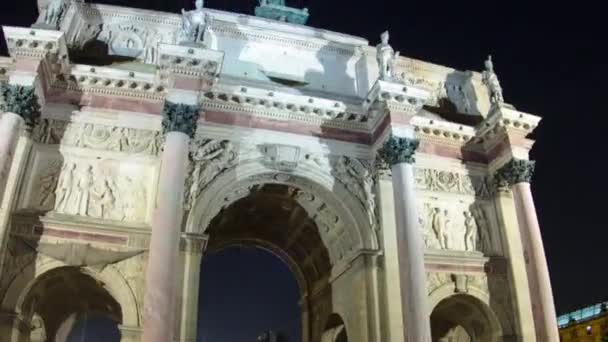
[[161, 101, 200, 138], [0, 84, 41, 128], [495, 159, 535, 187], [379, 134, 419, 165]]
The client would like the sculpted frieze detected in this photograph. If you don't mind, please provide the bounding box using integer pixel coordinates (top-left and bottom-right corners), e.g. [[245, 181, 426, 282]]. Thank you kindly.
[[414, 168, 491, 199], [39, 159, 150, 223], [419, 201, 493, 253], [32, 119, 163, 156]]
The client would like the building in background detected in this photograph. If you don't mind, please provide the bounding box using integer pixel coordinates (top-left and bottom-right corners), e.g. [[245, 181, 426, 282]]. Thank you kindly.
[[559, 301, 608, 342], [0, 0, 559, 341]]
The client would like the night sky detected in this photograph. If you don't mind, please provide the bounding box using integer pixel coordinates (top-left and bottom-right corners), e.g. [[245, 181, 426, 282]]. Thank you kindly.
[[1, 0, 606, 339]]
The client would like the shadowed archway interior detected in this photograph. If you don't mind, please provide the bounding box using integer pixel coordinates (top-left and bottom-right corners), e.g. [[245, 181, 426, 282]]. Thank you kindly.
[[21, 266, 122, 342], [200, 183, 335, 342], [430, 294, 499, 342]]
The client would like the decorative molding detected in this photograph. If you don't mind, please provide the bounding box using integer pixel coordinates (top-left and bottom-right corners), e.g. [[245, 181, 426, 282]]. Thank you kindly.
[[495, 159, 535, 187], [0, 84, 41, 128], [378, 134, 419, 165], [2, 26, 68, 61], [201, 85, 367, 128], [54, 65, 168, 101], [161, 101, 200, 137], [32, 119, 163, 156], [180, 233, 209, 253], [414, 168, 491, 199], [158, 43, 224, 79]]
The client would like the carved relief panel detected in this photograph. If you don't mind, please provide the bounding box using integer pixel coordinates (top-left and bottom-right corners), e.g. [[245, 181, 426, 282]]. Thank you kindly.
[[414, 167, 499, 255], [18, 147, 155, 225]]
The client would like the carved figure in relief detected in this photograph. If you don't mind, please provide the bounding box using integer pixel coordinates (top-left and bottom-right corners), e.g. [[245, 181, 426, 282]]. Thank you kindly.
[[482, 55, 505, 107], [180, 0, 209, 44], [463, 211, 478, 251], [75, 165, 94, 216], [92, 178, 116, 218], [38, 163, 61, 209], [376, 31, 400, 82], [431, 207, 449, 249], [55, 162, 75, 213], [472, 205, 492, 252]]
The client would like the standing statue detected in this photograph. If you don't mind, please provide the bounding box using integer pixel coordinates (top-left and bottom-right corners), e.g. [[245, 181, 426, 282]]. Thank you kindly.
[[180, 0, 209, 44], [482, 55, 505, 107], [376, 31, 400, 82], [431, 207, 449, 249], [463, 211, 478, 251], [42, 0, 67, 28]]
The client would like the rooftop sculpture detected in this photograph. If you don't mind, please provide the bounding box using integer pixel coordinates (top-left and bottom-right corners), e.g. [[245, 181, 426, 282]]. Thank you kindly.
[[255, 0, 310, 25], [376, 31, 401, 82], [482, 55, 505, 108]]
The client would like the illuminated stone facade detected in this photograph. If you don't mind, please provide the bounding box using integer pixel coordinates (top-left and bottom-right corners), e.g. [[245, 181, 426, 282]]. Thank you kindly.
[[0, 1, 559, 341]]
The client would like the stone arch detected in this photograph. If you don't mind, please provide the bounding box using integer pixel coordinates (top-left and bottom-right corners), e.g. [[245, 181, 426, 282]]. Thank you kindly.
[[186, 159, 379, 267], [429, 285, 503, 342], [428, 280, 514, 337], [2, 257, 140, 328]]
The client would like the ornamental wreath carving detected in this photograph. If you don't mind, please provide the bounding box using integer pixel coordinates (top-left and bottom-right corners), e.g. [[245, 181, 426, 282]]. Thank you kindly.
[[32, 119, 163, 156]]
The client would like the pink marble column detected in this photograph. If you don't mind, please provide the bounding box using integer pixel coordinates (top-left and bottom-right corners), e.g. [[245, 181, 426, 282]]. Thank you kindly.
[[513, 182, 559, 341], [381, 134, 431, 342], [143, 131, 191, 342], [0, 113, 24, 204], [498, 159, 559, 342]]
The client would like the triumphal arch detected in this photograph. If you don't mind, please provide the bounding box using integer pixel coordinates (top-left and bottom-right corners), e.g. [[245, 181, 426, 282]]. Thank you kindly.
[[0, 0, 560, 341]]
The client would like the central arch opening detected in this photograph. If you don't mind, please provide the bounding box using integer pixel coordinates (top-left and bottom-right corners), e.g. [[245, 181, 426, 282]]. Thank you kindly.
[[197, 184, 335, 342], [198, 246, 301, 341]]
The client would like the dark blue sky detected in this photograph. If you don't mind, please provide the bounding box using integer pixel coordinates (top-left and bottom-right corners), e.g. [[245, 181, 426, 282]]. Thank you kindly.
[[1, 0, 606, 336], [199, 247, 301, 342]]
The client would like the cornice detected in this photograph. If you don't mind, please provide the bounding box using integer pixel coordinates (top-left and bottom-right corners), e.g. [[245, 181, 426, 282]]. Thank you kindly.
[[2, 27, 68, 61], [412, 115, 477, 148], [201, 83, 369, 131], [474, 106, 541, 151], [158, 43, 224, 80], [77, 3, 182, 27], [52, 64, 168, 101]]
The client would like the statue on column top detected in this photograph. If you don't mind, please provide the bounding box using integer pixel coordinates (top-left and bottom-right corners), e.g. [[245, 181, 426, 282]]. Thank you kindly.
[[180, 0, 210, 45], [482, 55, 505, 107], [376, 31, 400, 82]]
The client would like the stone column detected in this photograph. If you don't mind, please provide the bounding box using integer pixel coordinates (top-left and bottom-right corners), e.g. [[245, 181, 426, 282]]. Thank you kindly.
[[379, 134, 431, 342], [496, 159, 559, 342], [176, 233, 207, 342], [142, 101, 199, 342], [0, 85, 39, 205]]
